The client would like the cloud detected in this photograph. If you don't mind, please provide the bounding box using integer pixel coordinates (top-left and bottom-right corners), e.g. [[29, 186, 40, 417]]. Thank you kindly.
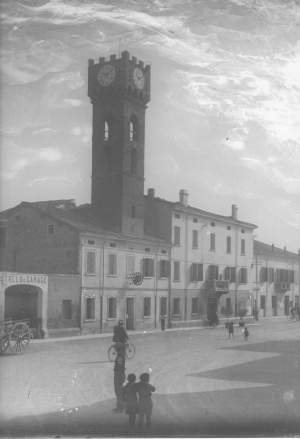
[[32, 127, 57, 135], [70, 125, 91, 143], [1, 143, 63, 181], [47, 72, 84, 90], [1, 39, 72, 85]]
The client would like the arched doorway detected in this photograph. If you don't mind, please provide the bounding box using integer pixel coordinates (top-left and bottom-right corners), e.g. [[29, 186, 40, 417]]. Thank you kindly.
[[5, 284, 43, 336]]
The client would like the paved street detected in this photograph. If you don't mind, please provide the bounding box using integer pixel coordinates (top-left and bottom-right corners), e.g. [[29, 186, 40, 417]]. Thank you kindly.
[[1, 319, 300, 436]]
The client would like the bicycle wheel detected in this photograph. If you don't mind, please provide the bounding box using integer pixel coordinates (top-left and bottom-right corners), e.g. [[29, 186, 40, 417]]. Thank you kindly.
[[126, 343, 135, 359], [108, 345, 118, 362], [0, 335, 10, 354]]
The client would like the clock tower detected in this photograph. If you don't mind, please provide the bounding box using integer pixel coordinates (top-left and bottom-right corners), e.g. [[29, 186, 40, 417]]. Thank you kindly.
[[88, 51, 150, 236]]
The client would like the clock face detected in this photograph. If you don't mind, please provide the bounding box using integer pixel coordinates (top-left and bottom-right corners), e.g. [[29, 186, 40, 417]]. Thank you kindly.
[[133, 67, 145, 90], [97, 64, 116, 86]]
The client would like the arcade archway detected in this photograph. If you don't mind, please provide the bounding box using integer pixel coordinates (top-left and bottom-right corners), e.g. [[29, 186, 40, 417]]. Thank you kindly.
[[5, 284, 42, 331]]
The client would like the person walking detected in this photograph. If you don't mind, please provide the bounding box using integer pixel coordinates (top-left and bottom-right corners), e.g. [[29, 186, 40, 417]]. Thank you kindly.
[[136, 372, 156, 430], [228, 321, 234, 339], [122, 373, 138, 429], [113, 353, 126, 412]]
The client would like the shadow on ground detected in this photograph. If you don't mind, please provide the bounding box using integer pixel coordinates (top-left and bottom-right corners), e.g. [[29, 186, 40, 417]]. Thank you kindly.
[[2, 339, 300, 437]]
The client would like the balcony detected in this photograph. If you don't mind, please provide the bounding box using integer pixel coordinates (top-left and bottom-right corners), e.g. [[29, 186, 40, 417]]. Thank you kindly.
[[274, 282, 290, 293], [206, 279, 229, 295]]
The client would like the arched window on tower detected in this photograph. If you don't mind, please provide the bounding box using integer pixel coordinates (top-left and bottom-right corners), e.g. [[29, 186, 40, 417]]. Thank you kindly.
[[131, 148, 137, 175], [104, 120, 110, 141], [129, 117, 138, 142]]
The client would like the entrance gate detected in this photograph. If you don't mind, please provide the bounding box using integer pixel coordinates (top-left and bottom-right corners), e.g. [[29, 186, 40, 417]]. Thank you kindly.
[[0, 272, 48, 337]]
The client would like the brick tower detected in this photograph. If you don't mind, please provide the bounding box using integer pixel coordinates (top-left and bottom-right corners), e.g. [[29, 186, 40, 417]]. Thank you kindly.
[[88, 51, 151, 236]]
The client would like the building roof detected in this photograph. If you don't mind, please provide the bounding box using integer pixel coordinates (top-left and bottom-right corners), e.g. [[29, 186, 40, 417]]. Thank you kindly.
[[254, 240, 299, 260], [0, 200, 170, 246], [145, 194, 257, 229]]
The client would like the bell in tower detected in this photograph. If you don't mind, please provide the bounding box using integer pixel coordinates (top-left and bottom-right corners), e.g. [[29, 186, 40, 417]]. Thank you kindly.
[[88, 51, 151, 237]]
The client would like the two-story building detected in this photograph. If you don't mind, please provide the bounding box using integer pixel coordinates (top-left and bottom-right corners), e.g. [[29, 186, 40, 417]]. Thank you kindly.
[[252, 241, 300, 318], [0, 200, 170, 335]]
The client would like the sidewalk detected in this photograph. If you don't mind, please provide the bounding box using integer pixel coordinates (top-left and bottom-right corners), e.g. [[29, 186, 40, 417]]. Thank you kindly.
[[31, 320, 261, 344]]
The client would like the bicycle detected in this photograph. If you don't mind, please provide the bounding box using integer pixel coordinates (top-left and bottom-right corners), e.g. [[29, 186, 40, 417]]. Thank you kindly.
[[107, 341, 135, 362], [0, 320, 32, 355]]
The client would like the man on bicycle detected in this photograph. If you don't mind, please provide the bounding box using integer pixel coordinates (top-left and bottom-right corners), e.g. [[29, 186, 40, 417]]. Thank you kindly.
[[113, 320, 128, 356]]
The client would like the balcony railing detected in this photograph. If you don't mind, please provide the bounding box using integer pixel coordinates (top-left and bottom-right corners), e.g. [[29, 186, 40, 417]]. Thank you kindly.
[[206, 279, 229, 294], [274, 282, 290, 293]]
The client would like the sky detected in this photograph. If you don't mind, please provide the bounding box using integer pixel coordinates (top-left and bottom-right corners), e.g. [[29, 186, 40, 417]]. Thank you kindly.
[[1, 0, 300, 252]]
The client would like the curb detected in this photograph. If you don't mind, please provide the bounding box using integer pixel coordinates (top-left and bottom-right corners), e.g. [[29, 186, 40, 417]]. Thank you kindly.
[[30, 322, 260, 344]]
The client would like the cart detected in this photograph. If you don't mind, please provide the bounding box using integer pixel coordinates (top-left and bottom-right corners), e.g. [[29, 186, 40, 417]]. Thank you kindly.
[[0, 319, 32, 354]]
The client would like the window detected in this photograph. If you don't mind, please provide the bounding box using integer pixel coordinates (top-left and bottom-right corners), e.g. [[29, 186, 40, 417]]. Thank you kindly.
[[104, 120, 110, 141], [131, 148, 137, 174], [129, 118, 138, 141], [239, 267, 248, 284], [131, 205, 136, 218], [174, 213, 180, 219], [260, 267, 268, 282], [62, 300, 72, 319], [86, 298, 95, 320], [159, 260, 169, 278], [86, 251, 96, 274], [88, 239, 95, 245], [207, 265, 219, 280], [226, 236, 231, 254], [143, 297, 151, 317], [241, 238, 245, 255], [108, 254, 117, 275], [192, 230, 198, 249], [224, 267, 236, 282], [268, 267, 274, 283], [173, 298, 180, 315], [211, 222, 215, 227], [190, 263, 203, 282], [260, 295, 266, 310], [142, 258, 154, 277], [126, 254, 135, 275], [192, 297, 199, 314], [174, 226, 180, 246], [0, 227, 7, 248], [210, 233, 215, 251], [288, 270, 295, 283], [47, 224, 54, 235], [173, 261, 180, 282], [227, 226, 231, 230], [193, 218, 198, 223], [108, 297, 117, 318], [276, 268, 289, 282]]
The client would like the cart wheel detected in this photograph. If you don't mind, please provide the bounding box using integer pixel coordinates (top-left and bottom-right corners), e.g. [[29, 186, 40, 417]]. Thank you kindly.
[[0, 335, 10, 354], [108, 345, 118, 362], [9, 323, 31, 354], [126, 343, 135, 359]]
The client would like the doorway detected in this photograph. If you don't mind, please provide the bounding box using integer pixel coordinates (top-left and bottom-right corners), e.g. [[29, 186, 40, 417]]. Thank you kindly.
[[126, 297, 135, 330], [160, 297, 167, 317], [5, 284, 41, 328], [284, 296, 290, 316], [272, 296, 277, 316]]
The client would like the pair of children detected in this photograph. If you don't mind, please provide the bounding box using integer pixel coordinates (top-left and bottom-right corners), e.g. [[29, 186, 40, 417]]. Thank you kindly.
[[122, 372, 155, 430]]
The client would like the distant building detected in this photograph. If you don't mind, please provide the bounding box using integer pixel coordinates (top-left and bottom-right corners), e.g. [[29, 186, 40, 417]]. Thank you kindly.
[[252, 241, 300, 318]]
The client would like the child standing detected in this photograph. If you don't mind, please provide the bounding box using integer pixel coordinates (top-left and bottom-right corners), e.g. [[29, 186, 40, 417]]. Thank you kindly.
[[136, 372, 156, 430], [113, 354, 126, 412], [244, 326, 249, 341], [122, 373, 138, 428]]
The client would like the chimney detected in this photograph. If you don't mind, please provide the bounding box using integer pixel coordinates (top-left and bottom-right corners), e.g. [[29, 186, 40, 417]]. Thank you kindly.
[[147, 188, 155, 198], [284, 246, 287, 253], [271, 244, 274, 252], [179, 189, 189, 207], [231, 204, 238, 220]]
